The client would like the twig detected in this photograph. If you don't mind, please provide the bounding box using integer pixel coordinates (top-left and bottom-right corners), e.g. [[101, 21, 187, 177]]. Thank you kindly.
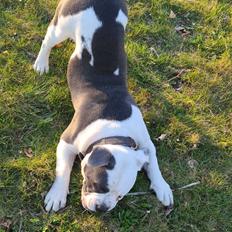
[[127, 191, 151, 196], [81, 209, 88, 214], [150, 47, 160, 57], [177, 181, 200, 190], [18, 218, 23, 232], [168, 69, 186, 82], [164, 205, 174, 216], [18, 210, 23, 232], [126, 181, 200, 196], [141, 210, 150, 222]]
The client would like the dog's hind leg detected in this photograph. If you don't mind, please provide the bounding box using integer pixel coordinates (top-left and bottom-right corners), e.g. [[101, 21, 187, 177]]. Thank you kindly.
[[44, 140, 77, 212], [33, 4, 72, 74], [33, 23, 69, 74]]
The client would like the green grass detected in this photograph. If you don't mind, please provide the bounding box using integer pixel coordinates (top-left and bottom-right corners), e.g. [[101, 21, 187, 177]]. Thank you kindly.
[[0, 0, 232, 231]]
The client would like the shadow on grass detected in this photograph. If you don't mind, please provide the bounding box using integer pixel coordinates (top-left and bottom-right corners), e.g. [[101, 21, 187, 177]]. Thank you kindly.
[[1, 0, 231, 231]]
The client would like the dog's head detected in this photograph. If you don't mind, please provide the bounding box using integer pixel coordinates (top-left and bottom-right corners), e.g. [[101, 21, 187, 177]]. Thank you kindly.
[[81, 145, 148, 212]]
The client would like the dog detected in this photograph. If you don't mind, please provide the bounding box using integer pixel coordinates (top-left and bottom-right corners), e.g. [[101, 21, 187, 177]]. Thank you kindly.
[[33, 0, 173, 212]]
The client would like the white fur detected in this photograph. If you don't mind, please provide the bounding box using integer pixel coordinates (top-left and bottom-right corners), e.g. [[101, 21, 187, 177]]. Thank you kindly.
[[69, 7, 102, 65], [106, 146, 148, 196], [37, 5, 173, 212], [81, 145, 149, 211], [74, 105, 150, 152], [82, 192, 117, 212], [44, 105, 173, 212], [76, 105, 173, 210], [116, 10, 128, 29], [113, 68, 119, 75], [44, 140, 77, 212], [33, 25, 58, 74], [34, 7, 102, 74], [143, 142, 173, 206]]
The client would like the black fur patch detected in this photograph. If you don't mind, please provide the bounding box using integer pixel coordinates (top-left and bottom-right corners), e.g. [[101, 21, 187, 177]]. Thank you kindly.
[[55, 0, 135, 145], [61, 53, 135, 144], [61, 0, 127, 20], [83, 147, 115, 193], [92, 23, 125, 74], [88, 147, 114, 167], [52, 0, 127, 25]]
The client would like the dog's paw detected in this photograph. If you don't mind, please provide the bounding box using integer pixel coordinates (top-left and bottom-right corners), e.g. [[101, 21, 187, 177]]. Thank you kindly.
[[44, 181, 68, 212], [33, 56, 49, 75], [151, 180, 174, 206]]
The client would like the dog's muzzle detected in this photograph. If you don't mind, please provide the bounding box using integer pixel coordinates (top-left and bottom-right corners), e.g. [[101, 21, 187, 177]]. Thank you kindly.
[[81, 192, 118, 212]]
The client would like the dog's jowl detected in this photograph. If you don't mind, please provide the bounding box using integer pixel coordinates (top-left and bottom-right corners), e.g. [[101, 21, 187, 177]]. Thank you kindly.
[[34, 0, 173, 212]]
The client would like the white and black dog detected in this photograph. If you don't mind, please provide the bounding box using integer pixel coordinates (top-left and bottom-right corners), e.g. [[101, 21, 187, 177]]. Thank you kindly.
[[33, 0, 173, 212]]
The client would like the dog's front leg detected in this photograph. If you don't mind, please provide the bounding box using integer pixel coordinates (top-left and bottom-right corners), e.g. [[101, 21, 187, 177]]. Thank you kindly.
[[44, 140, 77, 212], [143, 141, 173, 207]]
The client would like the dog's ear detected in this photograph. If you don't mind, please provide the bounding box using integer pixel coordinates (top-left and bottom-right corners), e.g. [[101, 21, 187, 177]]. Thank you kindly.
[[134, 150, 149, 171], [88, 147, 114, 168]]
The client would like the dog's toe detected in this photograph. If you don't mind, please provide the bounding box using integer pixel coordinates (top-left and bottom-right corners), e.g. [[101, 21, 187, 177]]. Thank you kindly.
[[151, 181, 174, 206], [45, 199, 53, 212], [33, 58, 49, 75], [44, 181, 68, 212]]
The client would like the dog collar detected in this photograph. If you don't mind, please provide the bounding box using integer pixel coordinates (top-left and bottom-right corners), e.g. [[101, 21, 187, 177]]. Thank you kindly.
[[80, 136, 138, 157]]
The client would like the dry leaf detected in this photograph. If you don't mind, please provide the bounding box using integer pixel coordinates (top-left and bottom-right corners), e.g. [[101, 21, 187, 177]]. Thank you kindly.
[[169, 10, 176, 19], [2, 50, 9, 55], [54, 43, 63, 48], [169, 69, 190, 91], [0, 218, 12, 231], [156, 134, 167, 141], [187, 159, 199, 169], [175, 26, 185, 31], [172, 80, 183, 91], [175, 26, 191, 37], [24, 147, 33, 158], [192, 144, 198, 149]]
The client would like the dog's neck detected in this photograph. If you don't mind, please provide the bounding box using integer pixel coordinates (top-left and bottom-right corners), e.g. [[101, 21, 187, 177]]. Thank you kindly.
[[80, 136, 137, 157]]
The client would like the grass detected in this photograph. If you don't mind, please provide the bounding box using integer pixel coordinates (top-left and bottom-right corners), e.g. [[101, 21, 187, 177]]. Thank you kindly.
[[0, 0, 232, 231]]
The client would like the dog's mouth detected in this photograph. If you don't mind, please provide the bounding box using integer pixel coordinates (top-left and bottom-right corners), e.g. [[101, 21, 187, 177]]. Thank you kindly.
[[81, 191, 119, 212], [81, 196, 112, 212]]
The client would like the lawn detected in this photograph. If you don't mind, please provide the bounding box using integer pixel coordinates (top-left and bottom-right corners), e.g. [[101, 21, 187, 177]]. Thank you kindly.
[[0, 0, 232, 231]]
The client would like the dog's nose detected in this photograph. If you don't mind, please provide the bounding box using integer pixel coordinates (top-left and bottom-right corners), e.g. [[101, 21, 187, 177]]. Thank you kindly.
[[95, 204, 109, 212]]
